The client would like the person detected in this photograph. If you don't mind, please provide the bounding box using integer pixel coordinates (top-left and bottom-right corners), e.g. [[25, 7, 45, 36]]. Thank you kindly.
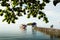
[[22, 25, 27, 29], [32, 22, 37, 27], [20, 24, 27, 30], [50, 25, 53, 28]]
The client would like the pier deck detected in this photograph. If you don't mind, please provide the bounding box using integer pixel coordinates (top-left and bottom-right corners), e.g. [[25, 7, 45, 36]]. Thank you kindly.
[[34, 27, 60, 37]]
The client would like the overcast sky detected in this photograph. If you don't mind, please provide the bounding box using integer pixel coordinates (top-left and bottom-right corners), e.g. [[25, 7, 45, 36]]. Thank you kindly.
[[0, 0, 60, 32]]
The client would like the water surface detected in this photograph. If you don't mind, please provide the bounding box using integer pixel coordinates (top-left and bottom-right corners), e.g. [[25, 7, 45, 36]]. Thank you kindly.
[[0, 26, 60, 40]]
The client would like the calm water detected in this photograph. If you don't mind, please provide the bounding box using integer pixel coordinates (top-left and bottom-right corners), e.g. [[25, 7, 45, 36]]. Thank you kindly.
[[0, 26, 60, 40]]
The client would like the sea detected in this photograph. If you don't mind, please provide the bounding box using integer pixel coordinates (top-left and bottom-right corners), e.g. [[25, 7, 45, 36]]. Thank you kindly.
[[0, 26, 60, 40]]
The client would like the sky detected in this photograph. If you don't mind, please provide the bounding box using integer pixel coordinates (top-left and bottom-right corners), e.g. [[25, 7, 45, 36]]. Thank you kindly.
[[0, 0, 60, 32]]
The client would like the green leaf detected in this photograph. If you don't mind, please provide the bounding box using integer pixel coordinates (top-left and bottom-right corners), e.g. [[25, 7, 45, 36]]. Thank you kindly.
[[12, 20, 15, 23], [0, 12, 3, 16], [43, 0, 50, 3], [53, 0, 60, 6], [38, 16, 41, 19], [17, 12, 22, 16], [2, 19, 6, 22], [8, 20, 10, 24], [27, 14, 30, 18], [0, 9, 2, 12]]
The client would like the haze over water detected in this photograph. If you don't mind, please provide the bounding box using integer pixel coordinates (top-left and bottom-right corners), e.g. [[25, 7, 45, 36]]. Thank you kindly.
[[0, 26, 60, 40]]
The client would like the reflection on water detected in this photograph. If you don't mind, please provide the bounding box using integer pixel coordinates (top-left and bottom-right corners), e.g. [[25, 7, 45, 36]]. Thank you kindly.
[[0, 26, 60, 40], [49, 35, 60, 40]]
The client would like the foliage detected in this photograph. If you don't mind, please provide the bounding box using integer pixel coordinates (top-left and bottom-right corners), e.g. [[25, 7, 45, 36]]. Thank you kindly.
[[53, 0, 60, 6], [27, 22, 36, 26], [0, 0, 59, 24]]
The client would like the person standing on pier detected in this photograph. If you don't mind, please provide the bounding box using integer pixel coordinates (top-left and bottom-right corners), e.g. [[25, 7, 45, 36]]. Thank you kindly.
[[32, 22, 37, 27], [50, 25, 53, 28]]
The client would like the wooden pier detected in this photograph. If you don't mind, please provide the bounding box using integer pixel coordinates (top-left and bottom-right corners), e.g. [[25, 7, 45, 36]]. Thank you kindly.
[[34, 27, 60, 37]]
